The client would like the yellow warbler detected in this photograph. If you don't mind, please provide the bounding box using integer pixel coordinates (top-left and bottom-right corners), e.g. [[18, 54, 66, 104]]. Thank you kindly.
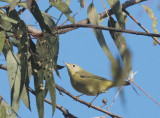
[[64, 62, 130, 104]]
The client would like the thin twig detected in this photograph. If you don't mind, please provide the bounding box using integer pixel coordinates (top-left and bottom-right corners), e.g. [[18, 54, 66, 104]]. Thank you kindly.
[[18, 8, 26, 15], [57, 0, 147, 34], [61, 7, 82, 26], [56, 13, 63, 25], [56, 84, 122, 118], [123, 9, 160, 45], [107, 87, 123, 111], [0, 64, 7, 70], [127, 77, 160, 106], [56, 24, 160, 38], [27, 0, 146, 35], [45, 5, 52, 13]]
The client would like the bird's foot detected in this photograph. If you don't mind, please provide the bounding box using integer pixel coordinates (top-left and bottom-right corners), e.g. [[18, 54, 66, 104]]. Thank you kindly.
[[74, 94, 84, 100], [75, 96, 79, 100]]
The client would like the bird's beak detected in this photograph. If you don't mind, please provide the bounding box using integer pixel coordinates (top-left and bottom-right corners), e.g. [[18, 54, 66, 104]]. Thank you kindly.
[[64, 62, 69, 67]]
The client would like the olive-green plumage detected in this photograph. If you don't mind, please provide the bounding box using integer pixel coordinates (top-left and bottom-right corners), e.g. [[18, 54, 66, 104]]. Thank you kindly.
[[64, 63, 130, 96]]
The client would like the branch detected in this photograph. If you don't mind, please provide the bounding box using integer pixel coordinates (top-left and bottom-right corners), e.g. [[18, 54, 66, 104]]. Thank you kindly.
[[123, 9, 160, 45], [28, 87, 77, 118], [56, 84, 122, 118], [58, 0, 147, 34], [27, 0, 146, 35], [55, 24, 160, 38], [127, 73, 160, 107], [0, 64, 7, 70]]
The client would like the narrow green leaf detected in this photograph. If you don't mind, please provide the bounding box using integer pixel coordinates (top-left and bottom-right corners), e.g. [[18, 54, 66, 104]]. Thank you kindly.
[[0, 31, 5, 54], [42, 13, 60, 77], [108, 18, 127, 61], [33, 70, 45, 118], [30, 38, 45, 118], [6, 51, 21, 116], [108, 17, 132, 75], [87, 3, 116, 64], [8, 9, 31, 110], [50, 0, 75, 23], [44, 72, 56, 116], [29, 2, 59, 116], [107, 0, 125, 29], [29, 0, 51, 33], [0, 105, 6, 118], [142, 5, 159, 45]]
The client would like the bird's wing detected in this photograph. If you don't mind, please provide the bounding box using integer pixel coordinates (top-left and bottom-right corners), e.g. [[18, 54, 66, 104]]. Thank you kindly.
[[78, 71, 108, 81]]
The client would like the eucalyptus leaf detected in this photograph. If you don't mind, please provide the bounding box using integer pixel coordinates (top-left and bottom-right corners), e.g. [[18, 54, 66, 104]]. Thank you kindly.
[[8, 9, 31, 110], [50, 0, 75, 23], [0, 31, 5, 54], [107, 0, 125, 29], [142, 5, 159, 45], [29, 9, 59, 117], [6, 51, 21, 116], [108, 17, 132, 76], [0, 104, 6, 118], [87, 3, 116, 64]]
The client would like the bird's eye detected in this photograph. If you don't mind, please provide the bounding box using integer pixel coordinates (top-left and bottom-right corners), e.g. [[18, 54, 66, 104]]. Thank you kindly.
[[73, 65, 75, 67]]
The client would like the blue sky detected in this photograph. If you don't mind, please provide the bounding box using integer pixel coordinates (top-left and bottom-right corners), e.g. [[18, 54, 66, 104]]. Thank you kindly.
[[0, 0, 160, 118]]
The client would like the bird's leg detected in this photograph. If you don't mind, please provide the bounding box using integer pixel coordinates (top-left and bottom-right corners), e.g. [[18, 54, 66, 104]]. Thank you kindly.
[[88, 94, 99, 107], [75, 94, 84, 99]]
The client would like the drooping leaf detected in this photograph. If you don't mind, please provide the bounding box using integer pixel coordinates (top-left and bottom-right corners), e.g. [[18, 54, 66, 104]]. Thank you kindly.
[[142, 5, 159, 45], [0, 104, 6, 118], [8, 9, 31, 110], [33, 69, 45, 118], [44, 72, 56, 116], [29, 0, 51, 33], [108, 17, 132, 77], [0, 31, 5, 54], [36, 13, 58, 115], [42, 12, 60, 77], [87, 3, 116, 64], [50, 0, 75, 23], [29, 2, 59, 116], [6, 51, 21, 116], [107, 0, 125, 29]]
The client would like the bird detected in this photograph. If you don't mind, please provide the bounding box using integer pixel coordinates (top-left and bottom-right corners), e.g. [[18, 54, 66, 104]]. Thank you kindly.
[[64, 62, 130, 105]]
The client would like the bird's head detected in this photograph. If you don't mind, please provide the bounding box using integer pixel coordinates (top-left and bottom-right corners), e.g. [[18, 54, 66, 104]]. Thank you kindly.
[[64, 62, 82, 76]]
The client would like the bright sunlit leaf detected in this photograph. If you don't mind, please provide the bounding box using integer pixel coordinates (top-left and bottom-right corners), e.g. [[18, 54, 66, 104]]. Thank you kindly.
[[142, 5, 159, 45]]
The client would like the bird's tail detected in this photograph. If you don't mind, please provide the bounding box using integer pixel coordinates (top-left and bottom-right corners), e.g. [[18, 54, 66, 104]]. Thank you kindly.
[[113, 81, 130, 87]]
